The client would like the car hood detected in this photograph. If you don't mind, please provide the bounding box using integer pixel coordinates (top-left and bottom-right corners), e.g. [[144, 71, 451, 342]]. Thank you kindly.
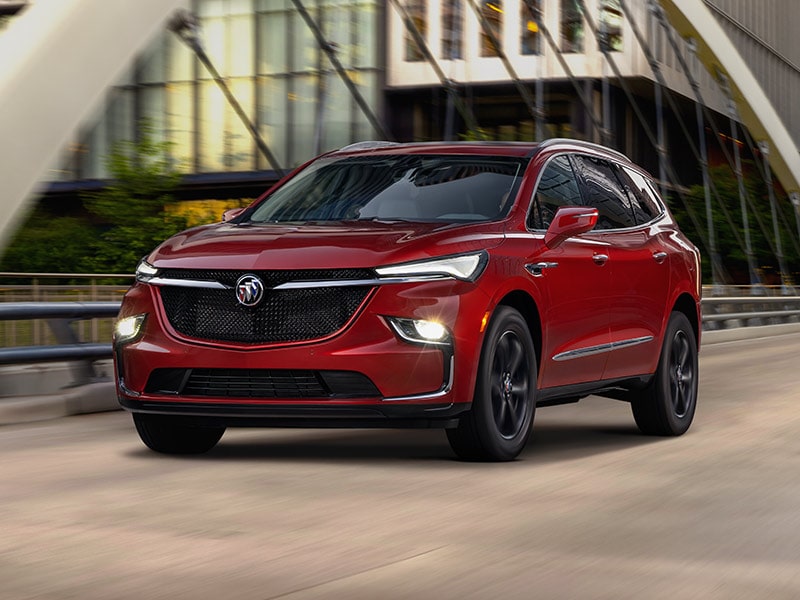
[[148, 220, 506, 270]]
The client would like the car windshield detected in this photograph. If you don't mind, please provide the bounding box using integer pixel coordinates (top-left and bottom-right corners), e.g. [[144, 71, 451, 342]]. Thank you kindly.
[[247, 154, 528, 224]]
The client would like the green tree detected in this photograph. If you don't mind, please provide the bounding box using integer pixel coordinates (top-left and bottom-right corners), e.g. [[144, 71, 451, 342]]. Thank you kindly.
[[80, 124, 188, 274], [0, 210, 97, 275], [670, 162, 800, 285]]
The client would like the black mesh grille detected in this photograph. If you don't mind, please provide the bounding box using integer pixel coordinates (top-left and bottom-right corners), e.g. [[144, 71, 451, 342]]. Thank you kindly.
[[145, 368, 380, 399], [157, 269, 374, 344]]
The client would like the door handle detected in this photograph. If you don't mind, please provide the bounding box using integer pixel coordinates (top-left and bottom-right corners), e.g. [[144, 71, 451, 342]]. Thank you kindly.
[[525, 262, 559, 277], [592, 254, 609, 266], [652, 252, 667, 264]]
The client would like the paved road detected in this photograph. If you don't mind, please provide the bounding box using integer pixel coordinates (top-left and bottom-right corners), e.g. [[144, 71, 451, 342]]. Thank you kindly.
[[1, 333, 799, 599]]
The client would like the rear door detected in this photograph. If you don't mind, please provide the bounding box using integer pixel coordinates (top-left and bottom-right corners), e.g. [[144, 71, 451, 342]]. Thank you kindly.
[[571, 155, 670, 380]]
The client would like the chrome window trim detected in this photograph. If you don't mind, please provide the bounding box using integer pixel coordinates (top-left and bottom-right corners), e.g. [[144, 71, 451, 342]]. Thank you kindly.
[[526, 151, 667, 233], [552, 336, 654, 362]]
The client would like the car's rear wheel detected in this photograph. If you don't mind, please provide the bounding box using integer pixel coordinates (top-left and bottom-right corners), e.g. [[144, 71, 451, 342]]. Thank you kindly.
[[133, 413, 225, 454], [630, 311, 698, 436], [447, 306, 536, 461]]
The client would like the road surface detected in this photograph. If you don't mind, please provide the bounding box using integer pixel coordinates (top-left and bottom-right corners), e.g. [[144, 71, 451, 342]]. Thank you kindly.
[[1, 333, 799, 599]]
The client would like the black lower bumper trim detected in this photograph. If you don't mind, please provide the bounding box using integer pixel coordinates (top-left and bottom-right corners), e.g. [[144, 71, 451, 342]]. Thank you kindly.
[[118, 396, 468, 429]]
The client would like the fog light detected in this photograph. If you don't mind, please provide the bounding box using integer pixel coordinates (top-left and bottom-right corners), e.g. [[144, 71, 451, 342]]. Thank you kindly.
[[114, 314, 146, 344], [413, 320, 447, 341], [386, 317, 451, 346]]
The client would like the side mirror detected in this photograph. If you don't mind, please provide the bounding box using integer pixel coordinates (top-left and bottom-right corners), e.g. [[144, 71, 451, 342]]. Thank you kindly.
[[222, 207, 246, 223], [544, 206, 599, 248]]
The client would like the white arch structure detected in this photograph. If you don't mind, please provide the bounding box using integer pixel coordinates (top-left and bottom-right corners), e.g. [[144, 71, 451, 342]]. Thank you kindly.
[[659, 0, 800, 195], [0, 0, 188, 249]]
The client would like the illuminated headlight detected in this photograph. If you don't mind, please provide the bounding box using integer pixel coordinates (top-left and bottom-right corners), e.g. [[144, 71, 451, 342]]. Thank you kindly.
[[386, 317, 452, 346], [135, 259, 158, 283], [376, 252, 487, 282], [114, 314, 146, 344]]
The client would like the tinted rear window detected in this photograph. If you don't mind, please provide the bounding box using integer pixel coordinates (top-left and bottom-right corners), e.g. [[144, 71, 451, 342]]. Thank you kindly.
[[247, 154, 528, 224]]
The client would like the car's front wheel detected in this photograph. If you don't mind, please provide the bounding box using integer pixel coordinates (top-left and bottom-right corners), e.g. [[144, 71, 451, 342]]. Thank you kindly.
[[447, 306, 536, 461], [133, 413, 225, 454], [630, 311, 698, 436]]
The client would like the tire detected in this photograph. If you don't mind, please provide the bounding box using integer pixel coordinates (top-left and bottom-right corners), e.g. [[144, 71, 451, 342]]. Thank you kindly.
[[447, 306, 537, 461], [133, 413, 225, 455], [630, 311, 698, 436]]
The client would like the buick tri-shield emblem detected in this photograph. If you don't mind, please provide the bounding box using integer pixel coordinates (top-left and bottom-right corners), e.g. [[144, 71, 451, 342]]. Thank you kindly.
[[235, 274, 265, 306]]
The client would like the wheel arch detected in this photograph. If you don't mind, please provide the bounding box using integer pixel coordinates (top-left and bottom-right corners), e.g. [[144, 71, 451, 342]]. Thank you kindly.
[[671, 292, 700, 346], [496, 290, 542, 367]]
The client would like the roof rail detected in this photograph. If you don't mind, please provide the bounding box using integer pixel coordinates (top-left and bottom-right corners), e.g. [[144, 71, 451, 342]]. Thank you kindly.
[[337, 141, 402, 152], [537, 137, 631, 162]]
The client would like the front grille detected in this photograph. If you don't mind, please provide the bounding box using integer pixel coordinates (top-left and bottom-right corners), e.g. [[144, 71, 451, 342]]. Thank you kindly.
[[145, 368, 381, 399], [158, 269, 374, 344]]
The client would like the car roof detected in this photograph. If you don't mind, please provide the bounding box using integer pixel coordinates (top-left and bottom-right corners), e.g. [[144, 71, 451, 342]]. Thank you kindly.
[[329, 138, 633, 163], [331, 140, 540, 158]]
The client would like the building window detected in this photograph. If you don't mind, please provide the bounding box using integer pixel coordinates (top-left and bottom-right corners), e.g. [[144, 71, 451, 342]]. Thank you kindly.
[[442, 0, 463, 59], [58, 0, 382, 182], [520, 0, 541, 55], [561, 0, 583, 53], [404, 0, 427, 62], [480, 1, 503, 57], [599, 0, 623, 51]]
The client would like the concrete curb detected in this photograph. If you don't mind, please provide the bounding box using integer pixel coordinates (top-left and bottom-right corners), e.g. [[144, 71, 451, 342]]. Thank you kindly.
[[1, 323, 799, 426], [0, 381, 119, 426], [702, 322, 800, 345]]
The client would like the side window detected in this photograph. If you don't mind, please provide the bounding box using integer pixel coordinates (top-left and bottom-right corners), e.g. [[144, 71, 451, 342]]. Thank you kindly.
[[528, 155, 583, 230], [619, 166, 664, 224], [571, 155, 636, 230]]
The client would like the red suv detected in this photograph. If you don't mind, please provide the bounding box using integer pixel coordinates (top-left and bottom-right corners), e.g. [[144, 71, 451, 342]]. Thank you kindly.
[[114, 139, 701, 461]]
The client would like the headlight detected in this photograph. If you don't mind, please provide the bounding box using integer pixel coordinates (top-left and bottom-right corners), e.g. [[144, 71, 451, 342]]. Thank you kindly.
[[114, 314, 146, 344], [135, 259, 158, 282], [386, 317, 452, 346], [375, 252, 487, 282]]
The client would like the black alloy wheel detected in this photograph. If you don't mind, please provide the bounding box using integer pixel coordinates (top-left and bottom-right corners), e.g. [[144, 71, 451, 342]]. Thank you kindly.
[[492, 330, 532, 440], [631, 311, 698, 436], [447, 306, 537, 461]]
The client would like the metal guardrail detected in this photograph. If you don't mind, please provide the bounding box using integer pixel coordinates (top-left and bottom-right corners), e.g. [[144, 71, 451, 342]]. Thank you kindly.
[[701, 296, 800, 329], [1, 295, 799, 371], [0, 301, 120, 385]]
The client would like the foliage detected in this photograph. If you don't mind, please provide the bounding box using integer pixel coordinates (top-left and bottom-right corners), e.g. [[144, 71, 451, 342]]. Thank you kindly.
[[0, 211, 97, 275], [669, 162, 800, 285], [80, 124, 188, 274]]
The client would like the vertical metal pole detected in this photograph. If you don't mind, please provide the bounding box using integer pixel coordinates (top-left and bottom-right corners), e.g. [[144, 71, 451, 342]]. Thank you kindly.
[[533, 1, 545, 141], [536, 73, 545, 141], [728, 106, 761, 290], [312, 5, 326, 156], [758, 141, 792, 294], [443, 0, 459, 141], [696, 95, 722, 294], [654, 83, 667, 199], [686, 38, 722, 293], [600, 4, 612, 146], [791, 193, 800, 260]]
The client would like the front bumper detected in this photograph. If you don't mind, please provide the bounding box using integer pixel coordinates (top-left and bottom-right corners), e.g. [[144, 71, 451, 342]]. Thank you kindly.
[[118, 396, 467, 428], [114, 277, 490, 421]]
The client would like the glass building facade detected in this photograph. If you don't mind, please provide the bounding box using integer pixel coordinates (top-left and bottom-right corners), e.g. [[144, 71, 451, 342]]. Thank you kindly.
[[54, 0, 382, 183]]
